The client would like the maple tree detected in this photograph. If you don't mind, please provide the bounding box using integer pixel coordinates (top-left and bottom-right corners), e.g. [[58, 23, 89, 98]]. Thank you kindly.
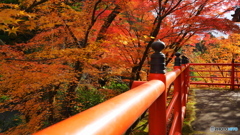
[[0, 0, 240, 134], [95, 0, 240, 86], [0, 0, 125, 134]]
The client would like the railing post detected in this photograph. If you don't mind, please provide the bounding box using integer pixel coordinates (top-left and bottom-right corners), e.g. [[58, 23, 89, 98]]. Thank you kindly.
[[148, 40, 167, 135], [231, 59, 235, 90], [183, 56, 190, 101], [181, 56, 187, 107], [173, 52, 182, 133], [185, 58, 190, 99]]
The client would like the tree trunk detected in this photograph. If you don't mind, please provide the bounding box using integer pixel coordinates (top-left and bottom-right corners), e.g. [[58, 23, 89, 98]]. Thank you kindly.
[[48, 84, 60, 124], [96, 5, 122, 41], [62, 61, 83, 117]]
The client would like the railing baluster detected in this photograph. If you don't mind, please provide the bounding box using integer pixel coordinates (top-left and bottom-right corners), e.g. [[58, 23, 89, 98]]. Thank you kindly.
[[148, 40, 167, 135]]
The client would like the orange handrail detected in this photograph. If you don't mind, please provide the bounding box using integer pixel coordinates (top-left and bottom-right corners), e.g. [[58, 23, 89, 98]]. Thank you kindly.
[[34, 41, 190, 135], [34, 80, 165, 135]]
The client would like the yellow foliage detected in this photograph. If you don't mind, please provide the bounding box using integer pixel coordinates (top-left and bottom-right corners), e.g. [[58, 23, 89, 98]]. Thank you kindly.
[[5, 26, 19, 35], [1, 0, 240, 134]]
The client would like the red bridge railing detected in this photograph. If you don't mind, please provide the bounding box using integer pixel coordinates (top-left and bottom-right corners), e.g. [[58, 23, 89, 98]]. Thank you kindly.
[[34, 41, 190, 135], [189, 60, 240, 90]]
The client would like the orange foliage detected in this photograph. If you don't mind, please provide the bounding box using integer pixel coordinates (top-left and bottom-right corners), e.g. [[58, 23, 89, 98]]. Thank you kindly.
[[0, 0, 240, 134]]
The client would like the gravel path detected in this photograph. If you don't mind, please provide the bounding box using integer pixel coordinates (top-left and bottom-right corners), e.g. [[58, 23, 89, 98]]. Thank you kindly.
[[191, 89, 240, 135]]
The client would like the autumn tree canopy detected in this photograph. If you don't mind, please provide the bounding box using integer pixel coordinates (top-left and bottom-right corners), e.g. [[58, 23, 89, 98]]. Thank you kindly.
[[0, 0, 240, 134]]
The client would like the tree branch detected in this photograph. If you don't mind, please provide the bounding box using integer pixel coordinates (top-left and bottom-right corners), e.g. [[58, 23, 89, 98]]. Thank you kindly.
[[0, 39, 5, 45], [96, 5, 122, 41], [25, 0, 48, 12]]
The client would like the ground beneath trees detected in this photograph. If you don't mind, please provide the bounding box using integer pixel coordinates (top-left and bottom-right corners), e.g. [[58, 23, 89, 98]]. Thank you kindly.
[[190, 89, 240, 135]]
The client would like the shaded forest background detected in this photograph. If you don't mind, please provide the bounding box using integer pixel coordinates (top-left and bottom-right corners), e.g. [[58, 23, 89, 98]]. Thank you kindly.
[[0, 0, 240, 134]]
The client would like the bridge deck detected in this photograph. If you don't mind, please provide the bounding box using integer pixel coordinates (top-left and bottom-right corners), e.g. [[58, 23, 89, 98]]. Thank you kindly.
[[191, 89, 240, 135]]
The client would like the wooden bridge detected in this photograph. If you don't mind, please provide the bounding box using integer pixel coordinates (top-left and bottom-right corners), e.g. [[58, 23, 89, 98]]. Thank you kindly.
[[33, 41, 240, 135]]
